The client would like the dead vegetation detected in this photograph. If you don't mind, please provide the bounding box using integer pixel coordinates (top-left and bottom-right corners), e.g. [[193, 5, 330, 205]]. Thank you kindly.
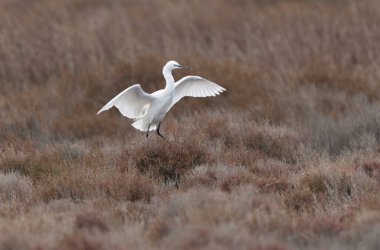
[[130, 138, 209, 184], [0, 0, 380, 249]]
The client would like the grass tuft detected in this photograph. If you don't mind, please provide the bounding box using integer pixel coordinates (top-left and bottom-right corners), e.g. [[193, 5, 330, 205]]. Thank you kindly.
[[130, 139, 209, 184]]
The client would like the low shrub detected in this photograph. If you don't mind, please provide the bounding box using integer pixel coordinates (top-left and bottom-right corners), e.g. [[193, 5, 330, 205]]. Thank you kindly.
[[129, 139, 209, 184]]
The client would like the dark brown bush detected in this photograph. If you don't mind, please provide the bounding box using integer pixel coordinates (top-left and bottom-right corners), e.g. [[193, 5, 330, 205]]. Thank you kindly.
[[130, 139, 209, 183]]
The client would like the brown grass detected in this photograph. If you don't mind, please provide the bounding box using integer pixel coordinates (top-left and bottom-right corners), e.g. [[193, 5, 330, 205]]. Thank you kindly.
[[130, 138, 209, 184], [1, 0, 380, 249], [75, 213, 109, 233]]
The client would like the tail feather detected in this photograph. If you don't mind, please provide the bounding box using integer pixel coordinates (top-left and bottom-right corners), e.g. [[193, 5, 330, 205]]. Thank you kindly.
[[132, 119, 157, 132]]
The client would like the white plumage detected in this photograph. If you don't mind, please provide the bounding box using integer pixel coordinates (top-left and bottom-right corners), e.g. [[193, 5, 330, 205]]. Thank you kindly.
[[97, 60, 226, 138], [171, 76, 225, 106]]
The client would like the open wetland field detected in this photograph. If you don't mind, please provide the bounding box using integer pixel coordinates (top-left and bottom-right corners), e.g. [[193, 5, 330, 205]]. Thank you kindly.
[[1, 0, 380, 249]]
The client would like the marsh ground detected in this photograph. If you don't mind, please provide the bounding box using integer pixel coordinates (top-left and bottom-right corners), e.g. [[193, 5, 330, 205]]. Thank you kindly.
[[1, 0, 380, 249]]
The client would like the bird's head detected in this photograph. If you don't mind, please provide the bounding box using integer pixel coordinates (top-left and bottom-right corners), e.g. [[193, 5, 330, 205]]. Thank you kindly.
[[164, 60, 192, 72]]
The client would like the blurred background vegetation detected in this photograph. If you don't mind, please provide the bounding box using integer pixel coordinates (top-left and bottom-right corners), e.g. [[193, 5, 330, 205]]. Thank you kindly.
[[1, 1, 380, 249]]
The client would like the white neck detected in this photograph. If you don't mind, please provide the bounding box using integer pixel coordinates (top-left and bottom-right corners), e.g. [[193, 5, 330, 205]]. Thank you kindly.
[[163, 67, 175, 92]]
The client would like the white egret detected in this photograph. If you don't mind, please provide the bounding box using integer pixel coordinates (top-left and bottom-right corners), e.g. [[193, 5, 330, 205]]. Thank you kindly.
[[97, 60, 226, 139]]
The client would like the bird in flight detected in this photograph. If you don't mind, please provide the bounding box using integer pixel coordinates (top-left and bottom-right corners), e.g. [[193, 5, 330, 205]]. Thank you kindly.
[[97, 60, 226, 139]]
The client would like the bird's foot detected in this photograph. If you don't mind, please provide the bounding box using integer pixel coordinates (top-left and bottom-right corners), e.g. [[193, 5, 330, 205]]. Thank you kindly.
[[157, 131, 167, 140], [156, 122, 167, 140]]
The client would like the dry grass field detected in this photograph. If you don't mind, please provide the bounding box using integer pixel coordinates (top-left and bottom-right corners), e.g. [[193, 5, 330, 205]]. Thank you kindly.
[[1, 0, 380, 249]]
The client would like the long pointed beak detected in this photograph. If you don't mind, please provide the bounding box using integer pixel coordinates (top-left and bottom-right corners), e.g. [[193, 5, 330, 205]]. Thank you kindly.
[[179, 65, 192, 70]]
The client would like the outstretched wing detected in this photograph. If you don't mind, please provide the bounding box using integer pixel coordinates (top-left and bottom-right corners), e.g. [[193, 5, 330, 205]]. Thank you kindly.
[[97, 84, 153, 119], [172, 76, 226, 106]]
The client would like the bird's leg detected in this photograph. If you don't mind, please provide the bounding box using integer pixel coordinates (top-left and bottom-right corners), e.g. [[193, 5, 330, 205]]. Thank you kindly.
[[146, 124, 151, 138], [157, 122, 166, 140]]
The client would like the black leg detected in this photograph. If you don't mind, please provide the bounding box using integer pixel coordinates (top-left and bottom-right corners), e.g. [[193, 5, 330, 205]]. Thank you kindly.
[[146, 124, 151, 138], [157, 122, 166, 140]]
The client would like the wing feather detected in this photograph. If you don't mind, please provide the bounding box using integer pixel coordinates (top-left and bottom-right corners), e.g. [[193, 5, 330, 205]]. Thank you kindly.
[[172, 76, 226, 106], [97, 84, 152, 119]]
